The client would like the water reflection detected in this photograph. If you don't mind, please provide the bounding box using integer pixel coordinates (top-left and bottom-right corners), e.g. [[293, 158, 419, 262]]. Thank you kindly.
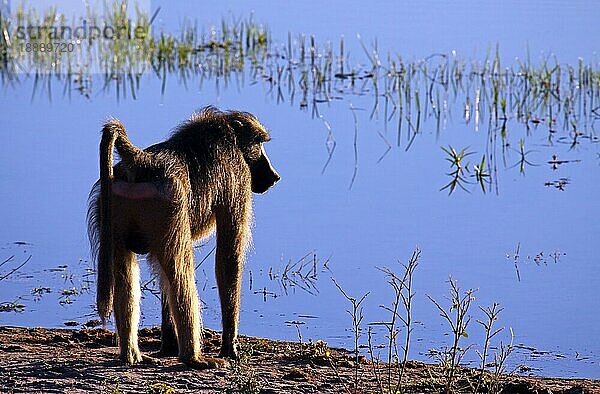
[[1, 5, 598, 192]]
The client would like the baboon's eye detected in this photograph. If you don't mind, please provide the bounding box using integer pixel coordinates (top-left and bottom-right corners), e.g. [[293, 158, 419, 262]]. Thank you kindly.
[[248, 143, 264, 160]]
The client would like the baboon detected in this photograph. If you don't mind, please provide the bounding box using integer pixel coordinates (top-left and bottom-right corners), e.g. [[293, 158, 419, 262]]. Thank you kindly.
[[87, 106, 280, 369]]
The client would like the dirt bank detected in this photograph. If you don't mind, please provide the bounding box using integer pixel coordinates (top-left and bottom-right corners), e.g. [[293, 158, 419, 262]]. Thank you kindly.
[[0, 326, 597, 393]]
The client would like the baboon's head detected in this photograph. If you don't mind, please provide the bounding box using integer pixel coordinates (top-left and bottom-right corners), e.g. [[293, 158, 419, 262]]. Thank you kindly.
[[229, 111, 280, 194]]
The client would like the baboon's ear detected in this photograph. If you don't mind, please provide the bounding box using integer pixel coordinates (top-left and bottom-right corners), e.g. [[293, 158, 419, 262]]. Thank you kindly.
[[228, 116, 254, 147], [227, 111, 269, 147]]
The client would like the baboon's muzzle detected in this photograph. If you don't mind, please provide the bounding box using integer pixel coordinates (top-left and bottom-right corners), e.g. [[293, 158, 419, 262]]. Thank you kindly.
[[251, 154, 280, 194]]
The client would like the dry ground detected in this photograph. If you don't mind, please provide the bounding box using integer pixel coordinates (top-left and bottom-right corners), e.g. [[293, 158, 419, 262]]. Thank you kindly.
[[0, 326, 598, 393]]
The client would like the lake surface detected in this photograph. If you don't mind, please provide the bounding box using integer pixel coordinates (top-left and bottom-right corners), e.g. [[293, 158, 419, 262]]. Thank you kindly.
[[1, 0, 599, 379]]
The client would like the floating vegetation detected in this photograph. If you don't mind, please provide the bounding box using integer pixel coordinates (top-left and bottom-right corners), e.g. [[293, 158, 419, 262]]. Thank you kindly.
[[440, 146, 476, 194], [1, 3, 598, 192], [0, 299, 25, 313], [544, 177, 570, 191], [547, 154, 581, 170], [473, 154, 491, 193], [59, 287, 79, 305], [274, 251, 323, 296], [31, 286, 51, 301], [250, 251, 330, 300], [506, 243, 566, 282]]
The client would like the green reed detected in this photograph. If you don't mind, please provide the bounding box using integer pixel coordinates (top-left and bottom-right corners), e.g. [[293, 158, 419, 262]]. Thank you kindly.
[[1, 3, 598, 192], [3, 5, 599, 130]]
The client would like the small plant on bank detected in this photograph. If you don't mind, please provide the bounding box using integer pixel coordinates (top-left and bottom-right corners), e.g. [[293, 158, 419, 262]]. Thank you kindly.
[[427, 277, 475, 394], [301, 338, 331, 360], [101, 381, 125, 394], [316, 249, 519, 394], [147, 382, 175, 394], [333, 278, 370, 393], [224, 343, 263, 394], [427, 280, 517, 394], [369, 247, 421, 393], [474, 303, 504, 393], [489, 330, 515, 394]]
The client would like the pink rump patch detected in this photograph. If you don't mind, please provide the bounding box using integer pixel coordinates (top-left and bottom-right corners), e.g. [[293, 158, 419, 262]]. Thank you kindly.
[[112, 181, 158, 199]]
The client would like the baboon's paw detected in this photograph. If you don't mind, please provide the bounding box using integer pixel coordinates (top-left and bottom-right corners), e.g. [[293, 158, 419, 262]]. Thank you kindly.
[[119, 350, 143, 365], [218, 344, 239, 360], [141, 354, 159, 365], [184, 356, 229, 370]]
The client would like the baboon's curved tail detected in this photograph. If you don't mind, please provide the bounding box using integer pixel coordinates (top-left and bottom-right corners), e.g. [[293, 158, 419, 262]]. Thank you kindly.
[[95, 120, 122, 320], [94, 119, 153, 320]]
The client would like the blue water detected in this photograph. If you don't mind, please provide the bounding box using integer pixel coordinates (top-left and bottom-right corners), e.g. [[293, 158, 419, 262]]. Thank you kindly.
[[1, 0, 599, 378]]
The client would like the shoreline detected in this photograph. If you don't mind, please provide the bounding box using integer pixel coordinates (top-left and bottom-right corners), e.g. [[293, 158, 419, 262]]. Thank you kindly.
[[0, 325, 598, 393]]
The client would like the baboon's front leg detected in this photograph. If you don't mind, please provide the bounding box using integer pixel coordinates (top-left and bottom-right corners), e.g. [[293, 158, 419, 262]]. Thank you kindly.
[[215, 206, 248, 360], [112, 246, 143, 364]]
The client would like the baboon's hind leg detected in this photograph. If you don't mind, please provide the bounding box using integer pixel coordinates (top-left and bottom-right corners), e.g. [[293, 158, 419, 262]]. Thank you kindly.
[[155, 216, 227, 369], [112, 245, 143, 364]]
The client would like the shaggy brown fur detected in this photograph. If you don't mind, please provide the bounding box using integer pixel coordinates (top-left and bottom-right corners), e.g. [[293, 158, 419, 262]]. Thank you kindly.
[[87, 107, 280, 369]]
